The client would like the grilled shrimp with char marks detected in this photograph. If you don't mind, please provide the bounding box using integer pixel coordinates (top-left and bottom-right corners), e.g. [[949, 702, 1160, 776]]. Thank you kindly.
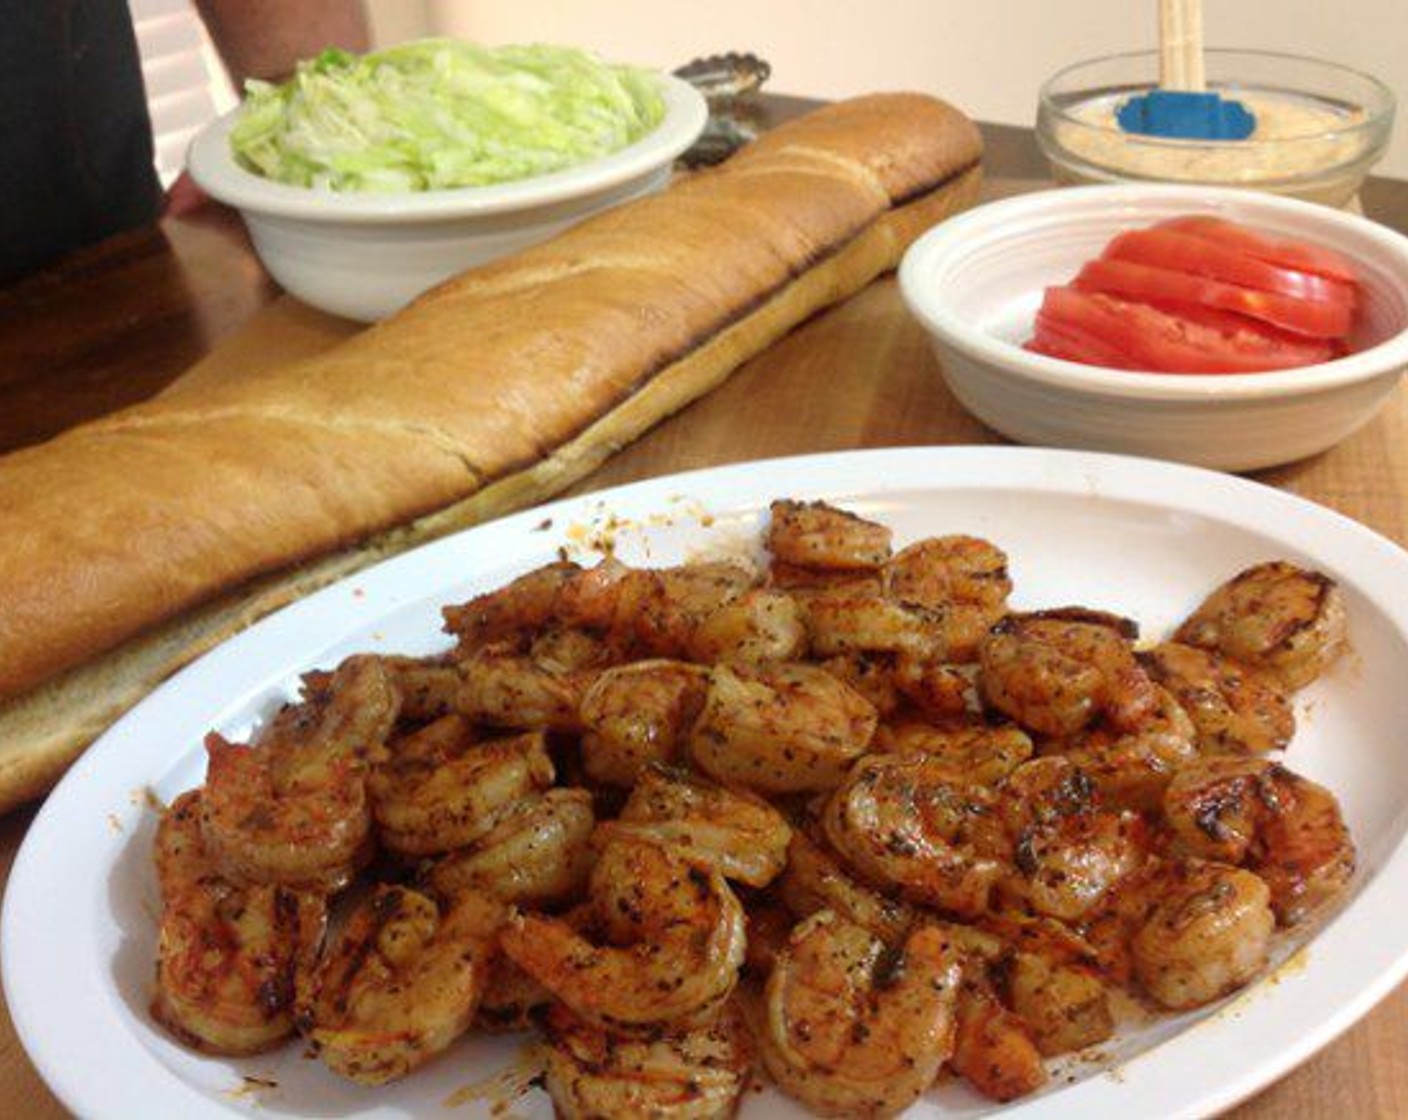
[[499, 835, 746, 1031], [152, 790, 326, 1055], [689, 662, 877, 793], [201, 655, 399, 890], [1162, 756, 1355, 923], [543, 1000, 754, 1120], [822, 752, 1009, 918], [298, 885, 506, 1084], [756, 911, 961, 1119], [979, 609, 1157, 738], [1175, 560, 1347, 690], [456, 643, 593, 731], [877, 719, 1033, 786], [777, 829, 919, 946], [767, 499, 892, 571]]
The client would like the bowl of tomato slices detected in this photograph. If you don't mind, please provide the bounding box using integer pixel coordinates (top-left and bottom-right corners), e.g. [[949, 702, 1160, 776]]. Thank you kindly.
[[899, 184, 1408, 471]]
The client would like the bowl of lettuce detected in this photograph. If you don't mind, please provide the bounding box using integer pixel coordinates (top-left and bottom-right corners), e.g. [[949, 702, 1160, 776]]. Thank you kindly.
[[187, 40, 708, 321]]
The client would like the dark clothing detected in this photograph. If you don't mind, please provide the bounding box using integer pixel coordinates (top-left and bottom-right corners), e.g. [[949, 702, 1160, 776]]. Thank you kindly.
[[0, 0, 162, 282]]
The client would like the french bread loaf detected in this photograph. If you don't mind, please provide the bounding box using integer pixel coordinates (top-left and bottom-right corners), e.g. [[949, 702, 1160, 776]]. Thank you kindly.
[[0, 93, 982, 810]]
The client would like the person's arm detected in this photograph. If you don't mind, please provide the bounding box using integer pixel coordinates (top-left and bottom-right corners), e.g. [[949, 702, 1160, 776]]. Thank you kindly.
[[194, 0, 370, 86]]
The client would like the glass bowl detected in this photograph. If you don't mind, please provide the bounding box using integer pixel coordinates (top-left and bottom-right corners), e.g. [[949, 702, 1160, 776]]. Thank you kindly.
[[1036, 50, 1394, 207]]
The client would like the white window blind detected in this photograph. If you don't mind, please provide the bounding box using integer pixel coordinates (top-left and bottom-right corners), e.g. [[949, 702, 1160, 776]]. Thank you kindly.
[[129, 0, 236, 187]]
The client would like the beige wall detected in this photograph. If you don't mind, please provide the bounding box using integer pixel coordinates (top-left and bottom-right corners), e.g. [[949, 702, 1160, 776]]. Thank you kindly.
[[369, 0, 1408, 179]]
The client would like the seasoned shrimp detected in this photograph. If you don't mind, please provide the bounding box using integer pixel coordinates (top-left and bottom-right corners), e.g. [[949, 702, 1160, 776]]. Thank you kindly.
[[951, 980, 1048, 1102], [822, 752, 1009, 918], [757, 911, 960, 1119], [804, 590, 949, 659], [579, 660, 708, 786], [442, 560, 580, 648], [767, 499, 893, 571], [152, 791, 326, 1055], [369, 719, 555, 856], [1053, 685, 1199, 812], [877, 719, 1033, 786], [1005, 951, 1113, 1056], [980, 609, 1157, 737], [999, 758, 1146, 922], [886, 535, 1012, 661], [891, 654, 973, 719], [688, 662, 877, 793], [456, 643, 592, 731], [1162, 756, 1355, 923], [777, 829, 919, 946], [1131, 860, 1275, 1010], [688, 588, 808, 664], [426, 787, 594, 906], [601, 765, 792, 888], [544, 1000, 754, 1120], [499, 835, 746, 1031], [475, 956, 553, 1033], [375, 654, 461, 722], [299, 885, 505, 1084], [1175, 561, 1347, 690], [1140, 641, 1295, 755], [201, 655, 399, 890], [819, 653, 903, 717]]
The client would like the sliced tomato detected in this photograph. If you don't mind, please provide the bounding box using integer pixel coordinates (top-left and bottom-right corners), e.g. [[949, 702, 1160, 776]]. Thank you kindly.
[[1156, 216, 1359, 284], [1104, 229, 1357, 307], [1027, 315, 1141, 369], [1033, 287, 1336, 374], [1072, 257, 1352, 339]]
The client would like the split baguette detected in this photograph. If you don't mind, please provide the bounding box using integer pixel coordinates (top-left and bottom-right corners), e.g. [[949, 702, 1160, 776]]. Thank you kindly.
[[0, 93, 982, 810]]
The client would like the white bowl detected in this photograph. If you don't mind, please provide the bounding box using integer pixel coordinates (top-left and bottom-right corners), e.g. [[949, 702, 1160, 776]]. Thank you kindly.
[[898, 184, 1408, 471], [187, 74, 708, 321]]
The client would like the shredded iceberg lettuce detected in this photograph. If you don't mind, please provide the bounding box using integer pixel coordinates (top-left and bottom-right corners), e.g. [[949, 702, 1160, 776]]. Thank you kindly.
[[228, 40, 666, 192]]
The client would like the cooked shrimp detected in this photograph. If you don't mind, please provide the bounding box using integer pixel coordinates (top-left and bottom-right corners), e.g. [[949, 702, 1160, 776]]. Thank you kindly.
[[373, 654, 461, 723], [442, 560, 580, 648], [951, 980, 1048, 1102], [456, 643, 592, 731], [152, 791, 326, 1055], [999, 758, 1146, 922], [426, 787, 594, 906], [579, 660, 708, 786], [688, 662, 877, 793], [1162, 756, 1355, 923], [818, 653, 903, 717], [202, 656, 399, 889], [601, 765, 792, 888], [369, 719, 554, 856], [1175, 561, 1347, 690], [474, 956, 553, 1033], [822, 752, 1008, 918], [767, 499, 893, 571], [770, 561, 885, 597], [1005, 951, 1113, 1056], [1131, 859, 1275, 1010], [544, 1000, 754, 1120], [804, 590, 950, 659], [499, 835, 746, 1031], [891, 655, 973, 719], [757, 911, 960, 1119], [530, 626, 616, 673], [979, 609, 1157, 737], [688, 588, 808, 664], [877, 719, 1033, 786], [1140, 641, 1295, 755], [886, 535, 1012, 661], [299, 885, 505, 1084], [745, 899, 798, 978], [1053, 685, 1199, 812], [776, 830, 919, 946]]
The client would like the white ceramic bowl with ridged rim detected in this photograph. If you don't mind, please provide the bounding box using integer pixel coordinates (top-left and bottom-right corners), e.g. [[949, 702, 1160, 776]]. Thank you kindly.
[[898, 184, 1408, 471], [187, 74, 707, 322]]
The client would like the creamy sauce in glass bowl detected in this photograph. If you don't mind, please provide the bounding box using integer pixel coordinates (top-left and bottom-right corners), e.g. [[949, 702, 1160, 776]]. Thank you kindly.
[[1054, 91, 1370, 186]]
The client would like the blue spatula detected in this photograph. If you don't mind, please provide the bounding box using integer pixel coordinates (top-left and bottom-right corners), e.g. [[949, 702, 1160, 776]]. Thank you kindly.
[[1116, 0, 1256, 140]]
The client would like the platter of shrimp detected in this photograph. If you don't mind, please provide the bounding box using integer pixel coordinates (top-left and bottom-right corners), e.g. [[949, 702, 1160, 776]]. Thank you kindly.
[[7, 445, 1408, 1120]]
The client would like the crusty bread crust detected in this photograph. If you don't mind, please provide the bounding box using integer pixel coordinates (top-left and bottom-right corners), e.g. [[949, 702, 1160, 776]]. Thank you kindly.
[[0, 96, 981, 810]]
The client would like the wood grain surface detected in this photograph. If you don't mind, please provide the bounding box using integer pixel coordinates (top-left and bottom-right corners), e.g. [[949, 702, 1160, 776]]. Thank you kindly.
[[1, 103, 1406, 1118]]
